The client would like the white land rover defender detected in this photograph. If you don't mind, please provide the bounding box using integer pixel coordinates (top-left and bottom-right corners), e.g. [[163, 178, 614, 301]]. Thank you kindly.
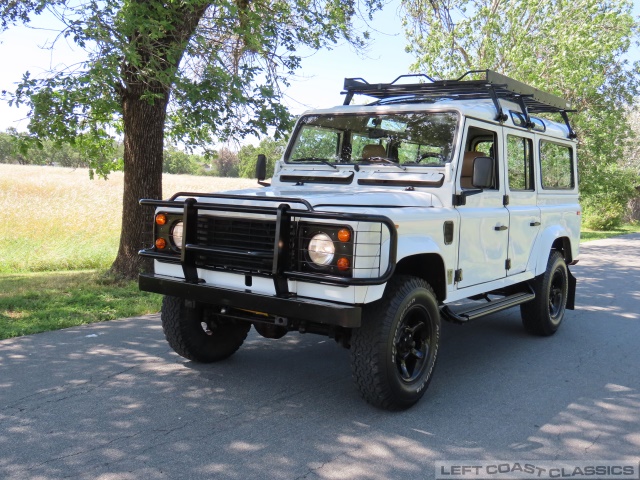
[[139, 70, 581, 410]]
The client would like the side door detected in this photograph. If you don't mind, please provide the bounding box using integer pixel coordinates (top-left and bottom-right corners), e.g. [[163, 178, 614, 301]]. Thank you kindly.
[[503, 131, 541, 275], [455, 119, 509, 288]]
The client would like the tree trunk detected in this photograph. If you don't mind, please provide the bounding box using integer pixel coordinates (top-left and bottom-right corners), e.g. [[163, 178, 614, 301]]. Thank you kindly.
[[110, 89, 168, 279], [627, 195, 640, 222], [107, 3, 209, 279]]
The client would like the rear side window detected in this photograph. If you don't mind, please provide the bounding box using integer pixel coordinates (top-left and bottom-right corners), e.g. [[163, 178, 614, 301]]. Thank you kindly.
[[539, 141, 574, 189], [507, 135, 534, 191]]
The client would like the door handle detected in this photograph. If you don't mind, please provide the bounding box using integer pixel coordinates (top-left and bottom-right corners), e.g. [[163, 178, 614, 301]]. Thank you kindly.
[[530, 221, 541, 227], [494, 225, 508, 231]]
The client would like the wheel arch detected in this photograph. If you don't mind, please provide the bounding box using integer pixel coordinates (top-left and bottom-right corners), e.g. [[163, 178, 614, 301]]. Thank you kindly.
[[551, 236, 573, 262], [394, 253, 447, 303], [531, 226, 575, 275]]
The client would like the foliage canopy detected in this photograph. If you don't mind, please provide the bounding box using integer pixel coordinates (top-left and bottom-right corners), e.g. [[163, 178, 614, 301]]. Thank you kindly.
[[0, 0, 382, 277], [2, 0, 381, 174], [402, 0, 640, 228]]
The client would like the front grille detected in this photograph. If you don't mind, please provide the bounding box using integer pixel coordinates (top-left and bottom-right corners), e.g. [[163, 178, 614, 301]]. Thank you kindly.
[[194, 216, 280, 274]]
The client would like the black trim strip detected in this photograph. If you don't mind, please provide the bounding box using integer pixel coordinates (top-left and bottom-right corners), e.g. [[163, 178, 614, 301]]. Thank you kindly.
[[357, 178, 444, 188], [280, 173, 354, 185]]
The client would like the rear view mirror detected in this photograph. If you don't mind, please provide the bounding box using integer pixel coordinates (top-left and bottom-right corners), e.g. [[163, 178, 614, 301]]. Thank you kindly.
[[472, 156, 494, 189]]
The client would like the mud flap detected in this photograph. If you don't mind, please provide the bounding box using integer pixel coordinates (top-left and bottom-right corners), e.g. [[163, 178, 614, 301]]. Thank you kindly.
[[566, 267, 576, 310]]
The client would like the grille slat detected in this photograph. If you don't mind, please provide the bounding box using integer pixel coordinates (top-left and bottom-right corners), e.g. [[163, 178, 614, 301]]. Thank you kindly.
[[194, 217, 279, 273]]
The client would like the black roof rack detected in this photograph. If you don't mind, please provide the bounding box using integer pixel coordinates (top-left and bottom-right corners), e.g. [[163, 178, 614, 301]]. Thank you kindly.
[[341, 70, 577, 139]]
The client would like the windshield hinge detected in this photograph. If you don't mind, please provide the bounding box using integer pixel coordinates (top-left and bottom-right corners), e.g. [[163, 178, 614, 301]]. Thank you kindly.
[[453, 193, 466, 206]]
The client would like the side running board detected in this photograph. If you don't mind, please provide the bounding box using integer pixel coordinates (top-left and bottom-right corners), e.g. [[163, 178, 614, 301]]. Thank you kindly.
[[440, 291, 535, 324]]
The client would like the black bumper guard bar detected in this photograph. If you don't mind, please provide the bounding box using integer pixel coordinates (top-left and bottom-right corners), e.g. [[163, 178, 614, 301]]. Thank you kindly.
[[139, 194, 397, 297]]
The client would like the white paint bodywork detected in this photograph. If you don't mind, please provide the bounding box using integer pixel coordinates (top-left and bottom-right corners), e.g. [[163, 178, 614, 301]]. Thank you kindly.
[[154, 97, 580, 307]]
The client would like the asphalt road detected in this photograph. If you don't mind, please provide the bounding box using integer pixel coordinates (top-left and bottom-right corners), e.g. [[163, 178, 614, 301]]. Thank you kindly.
[[1, 235, 639, 480]]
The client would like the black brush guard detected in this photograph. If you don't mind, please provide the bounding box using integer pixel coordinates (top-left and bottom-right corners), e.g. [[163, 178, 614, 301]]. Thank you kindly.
[[138, 193, 398, 328]]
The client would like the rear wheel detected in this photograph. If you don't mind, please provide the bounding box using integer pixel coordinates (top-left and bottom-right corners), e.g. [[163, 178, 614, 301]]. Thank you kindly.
[[350, 276, 441, 410], [520, 251, 568, 336], [161, 296, 251, 362]]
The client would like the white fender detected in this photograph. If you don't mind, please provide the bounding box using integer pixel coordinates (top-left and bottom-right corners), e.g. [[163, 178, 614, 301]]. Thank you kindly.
[[361, 235, 445, 304], [530, 225, 573, 276], [396, 234, 444, 263]]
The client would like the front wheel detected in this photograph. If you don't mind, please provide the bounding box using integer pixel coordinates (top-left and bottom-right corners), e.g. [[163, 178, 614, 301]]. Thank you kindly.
[[350, 276, 441, 410], [520, 251, 569, 336], [161, 296, 251, 362]]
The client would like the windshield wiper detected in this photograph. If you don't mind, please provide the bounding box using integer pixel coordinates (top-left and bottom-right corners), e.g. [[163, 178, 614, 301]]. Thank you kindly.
[[357, 157, 407, 171], [290, 158, 337, 169]]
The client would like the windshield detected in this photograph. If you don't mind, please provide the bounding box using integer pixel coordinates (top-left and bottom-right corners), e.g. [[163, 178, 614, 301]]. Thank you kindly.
[[286, 111, 458, 167]]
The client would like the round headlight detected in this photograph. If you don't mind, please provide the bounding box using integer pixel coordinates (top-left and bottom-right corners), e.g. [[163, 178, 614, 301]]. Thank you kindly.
[[308, 232, 335, 266], [171, 221, 184, 248]]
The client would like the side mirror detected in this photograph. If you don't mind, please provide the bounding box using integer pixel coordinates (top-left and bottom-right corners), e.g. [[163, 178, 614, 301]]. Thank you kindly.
[[256, 154, 270, 187], [256, 154, 267, 181], [472, 156, 494, 189]]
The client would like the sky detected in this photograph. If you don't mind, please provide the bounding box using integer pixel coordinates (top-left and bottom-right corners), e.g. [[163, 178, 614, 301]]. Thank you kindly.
[[0, 1, 415, 133], [1, 1, 638, 136]]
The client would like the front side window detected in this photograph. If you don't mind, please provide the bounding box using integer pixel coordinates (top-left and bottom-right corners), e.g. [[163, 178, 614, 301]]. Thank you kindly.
[[540, 141, 574, 189], [286, 112, 459, 167], [507, 135, 534, 191]]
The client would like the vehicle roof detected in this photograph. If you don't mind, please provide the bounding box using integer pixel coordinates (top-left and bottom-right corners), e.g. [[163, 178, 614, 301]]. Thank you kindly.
[[300, 98, 573, 140]]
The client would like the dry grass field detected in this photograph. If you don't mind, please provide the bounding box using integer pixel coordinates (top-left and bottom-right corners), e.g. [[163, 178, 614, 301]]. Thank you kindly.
[[0, 164, 255, 273]]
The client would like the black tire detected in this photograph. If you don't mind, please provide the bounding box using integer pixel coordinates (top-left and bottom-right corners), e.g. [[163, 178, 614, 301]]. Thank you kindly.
[[520, 251, 568, 336], [161, 296, 251, 362], [350, 276, 441, 410]]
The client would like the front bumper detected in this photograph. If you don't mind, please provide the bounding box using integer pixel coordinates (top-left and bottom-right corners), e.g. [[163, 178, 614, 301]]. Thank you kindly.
[[139, 273, 362, 328]]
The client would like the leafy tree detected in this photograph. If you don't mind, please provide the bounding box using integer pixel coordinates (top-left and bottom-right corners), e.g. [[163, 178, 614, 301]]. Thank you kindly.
[[1, 0, 382, 278], [624, 103, 640, 176], [215, 147, 240, 177], [238, 136, 288, 179], [621, 103, 640, 222], [0, 128, 31, 164], [402, 0, 640, 228], [0, 132, 14, 163], [1, 129, 122, 167], [163, 146, 201, 175]]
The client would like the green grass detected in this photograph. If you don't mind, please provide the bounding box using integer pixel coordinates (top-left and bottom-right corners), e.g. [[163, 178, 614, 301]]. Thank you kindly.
[[0, 270, 162, 340], [581, 223, 640, 242]]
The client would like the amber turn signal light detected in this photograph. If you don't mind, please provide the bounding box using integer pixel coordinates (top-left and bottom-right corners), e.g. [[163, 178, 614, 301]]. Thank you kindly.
[[337, 228, 351, 242], [336, 257, 350, 271], [155, 213, 167, 225], [155, 238, 167, 249]]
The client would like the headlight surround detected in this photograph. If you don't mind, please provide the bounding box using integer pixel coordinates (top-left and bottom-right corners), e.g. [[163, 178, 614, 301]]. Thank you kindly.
[[308, 232, 335, 266], [171, 221, 184, 249], [300, 224, 354, 276]]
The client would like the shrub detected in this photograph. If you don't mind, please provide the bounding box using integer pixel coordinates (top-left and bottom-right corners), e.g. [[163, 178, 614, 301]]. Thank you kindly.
[[582, 196, 626, 230]]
